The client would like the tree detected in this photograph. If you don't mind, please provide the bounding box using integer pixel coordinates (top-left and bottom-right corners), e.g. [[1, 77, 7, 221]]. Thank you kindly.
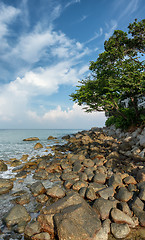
[[70, 19, 145, 129]]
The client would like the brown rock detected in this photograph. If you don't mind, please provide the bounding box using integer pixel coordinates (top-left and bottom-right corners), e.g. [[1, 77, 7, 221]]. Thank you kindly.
[[34, 143, 43, 150]]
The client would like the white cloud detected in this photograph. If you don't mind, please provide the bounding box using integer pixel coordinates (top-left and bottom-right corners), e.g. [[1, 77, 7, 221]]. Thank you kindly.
[[105, 20, 117, 40], [27, 104, 106, 129]]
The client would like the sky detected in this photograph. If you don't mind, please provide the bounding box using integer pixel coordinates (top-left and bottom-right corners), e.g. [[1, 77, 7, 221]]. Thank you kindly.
[[0, 0, 144, 129]]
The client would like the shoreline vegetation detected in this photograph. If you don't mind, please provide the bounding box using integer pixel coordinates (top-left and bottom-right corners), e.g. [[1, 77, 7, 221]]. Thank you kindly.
[[0, 125, 145, 239]]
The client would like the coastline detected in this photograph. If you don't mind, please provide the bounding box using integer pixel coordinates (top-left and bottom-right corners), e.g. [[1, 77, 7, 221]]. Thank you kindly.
[[0, 126, 145, 239]]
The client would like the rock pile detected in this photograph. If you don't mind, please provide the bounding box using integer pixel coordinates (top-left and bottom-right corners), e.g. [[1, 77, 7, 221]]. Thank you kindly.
[[1, 126, 145, 239]]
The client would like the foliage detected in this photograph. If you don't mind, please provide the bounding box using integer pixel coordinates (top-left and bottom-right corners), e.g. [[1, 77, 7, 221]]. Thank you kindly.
[[70, 19, 145, 129]]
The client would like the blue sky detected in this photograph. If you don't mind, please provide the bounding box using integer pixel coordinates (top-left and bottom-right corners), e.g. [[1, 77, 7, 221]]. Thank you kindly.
[[0, 0, 144, 129]]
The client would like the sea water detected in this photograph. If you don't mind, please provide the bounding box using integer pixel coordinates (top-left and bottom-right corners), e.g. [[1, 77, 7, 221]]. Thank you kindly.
[[0, 129, 82, 239]]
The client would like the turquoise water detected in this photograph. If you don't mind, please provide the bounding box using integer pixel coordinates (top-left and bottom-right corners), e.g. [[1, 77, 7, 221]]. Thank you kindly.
[[0, 129, 81, 161]]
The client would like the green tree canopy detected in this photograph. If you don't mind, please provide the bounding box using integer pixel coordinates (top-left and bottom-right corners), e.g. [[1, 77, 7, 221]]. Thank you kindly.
[[70, 19, 145, 129]]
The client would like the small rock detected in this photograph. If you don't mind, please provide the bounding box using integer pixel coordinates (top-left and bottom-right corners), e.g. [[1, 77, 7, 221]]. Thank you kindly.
[[93, 173, 106, 184], [123, 175, 137, 185], [36, 194, 48, 204], [85, 187, 96, 201], [23, 137, 39, 141], [14, 192, 30, 205], [34, 143, 43, 150], [72, 180, 88, 191], [0, 178, 13, 195], [24, 221, 41, 238], [111, 223, 130, 239], [32, 232, 50, 240], [61, 172, 79, 181], [46, 185, 65, 199], [30, 181, 46, 196], [93, 198, 116, 220], [108, 174, 123, 189], [0, 160, 8, 171], [115, 187, 133, 202], [111, 208, 135, 227], [139, 187, 145, 201], [83, 158, 94, 167], [97, 186, 114, 199]]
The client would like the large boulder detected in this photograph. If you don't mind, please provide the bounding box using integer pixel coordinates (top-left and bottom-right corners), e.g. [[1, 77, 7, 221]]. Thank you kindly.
[[3, 204, 31, 228], [23, 137, 39, 141], [54, 203, 101, 240]]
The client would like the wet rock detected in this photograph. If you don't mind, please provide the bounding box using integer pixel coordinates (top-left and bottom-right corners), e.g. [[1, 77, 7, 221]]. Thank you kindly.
[[37, 214, 54, 235], [32, 232, 50, 240], [111, 223, 130, 239], [97, 186, 114, 199], [34, 143, 43, 150], [24, 221, 41, 239], [15, 170, 28, 178], [36, 194, 48, 204], [10, 159, 22, 167], [54, 202, 101, 240], [93, 198, 116, 220], [23, 137, 39, 141], [30, 181, 46, 196], [0, 160, 8, 171], [0, 178, 13, 195], [21, 154, 29, 161], [14, 192, 30, 205], [38, 160, 47, 169], [111, 208, 135, 227], [3, 204, 31, 228], [93, 173, 106, 184], [33, 170, 48, 180], [46, 185, 65, 199], [115, 187, 133, 202], [85, 187, 96, 201], [47, 136, 56, 140]]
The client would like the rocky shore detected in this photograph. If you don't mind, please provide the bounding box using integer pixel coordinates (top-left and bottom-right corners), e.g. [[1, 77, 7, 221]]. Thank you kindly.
[[0, 126, 145, 239]]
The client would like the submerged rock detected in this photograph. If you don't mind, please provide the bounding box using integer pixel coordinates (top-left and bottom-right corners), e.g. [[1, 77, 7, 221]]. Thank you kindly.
[[0, 178, 13, 195]]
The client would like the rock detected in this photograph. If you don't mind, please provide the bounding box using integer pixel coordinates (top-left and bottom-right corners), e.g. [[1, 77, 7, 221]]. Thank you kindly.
[[23, 137, 39, 141], [89, 182, 105, 192], [30, 181, 46, 196], [85, 187, 96, 201], [34, 143, 43, 150], [61, 172, 79, 181], [36, 194, 49, 204], [139, 187, 145, 201], [33, 170, 48, 180], [0, 178, 13, 195], [108, 174, 123, 189], [136, 169, 145, 182], [131, 197, 144, 210], [42, 192, 87, 215], [0, 160, 8, 171], [37, 214, 54, 235], [95, 219, 110, 240], [83, 158, 94, 168], [46, 185, 65, 199], [81, 135, 93, 144], [21, 154, 29, 161], [72, 180, 88, 191], [123, 175, 137, 185], [131, 206, 145, 227], [79, 187, 87, 198], [47, 136, 56, 140], [64, 179, 75, 189], [111, 223, 130, 239], [117, 202, 132, 217], [111, 208, 135, 227], [54, 202, 101, 240], [140, 136, 145, 148], [97, 186, 114, 199], [93, 198, 116, 220], [32, 232, 50, 240], [3, 204, 31, 228], [24, 221, 41, 238], [93, 173, 106, 184], [72, 162, 83, 173], [14, 192, 30, 205], [79, 172, 88, 181], [115, 187, 133, 202]]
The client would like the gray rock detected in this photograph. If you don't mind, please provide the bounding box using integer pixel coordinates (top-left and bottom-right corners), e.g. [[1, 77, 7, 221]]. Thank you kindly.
[[79, 187, 87, 198], [111, 223, 130, 239], [3, 204, 31, 228], [85, 187, 96, 201], [0, 160, 8, 171], [108, 174, 123, 189], [24, 221, 41, 238], [131, 197, 144, 211], [83, 158, 94, 167], [46, 185, 65, 199], [89, 182, 106, 192], [123, 175, 137, 185], [111, 208, 135, 227], [72, 180, 88, 191], [117, 202, 132, 217], [93, 198, 116, 220], [93, 173, 106, 184], [0, 178, 13, 195], [61, 172, 79, 181], [79, 172, 88, 181], [30, 181, 46, 197], [54, 202, 101, 240], [33, 170, 49, 180], [139, 187, 145, 201], [32, 232, 50, 240], [131, 206, 145, 227], [97, 186, 114, 199], [42, 191, 86, 215], [115, 187, 133, 202], [95, 219, 110, 240], [140, 136, 145, 148]]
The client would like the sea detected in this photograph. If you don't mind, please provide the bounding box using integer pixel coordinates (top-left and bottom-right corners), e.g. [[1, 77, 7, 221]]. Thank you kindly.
[[0, 129, 82, 239]]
